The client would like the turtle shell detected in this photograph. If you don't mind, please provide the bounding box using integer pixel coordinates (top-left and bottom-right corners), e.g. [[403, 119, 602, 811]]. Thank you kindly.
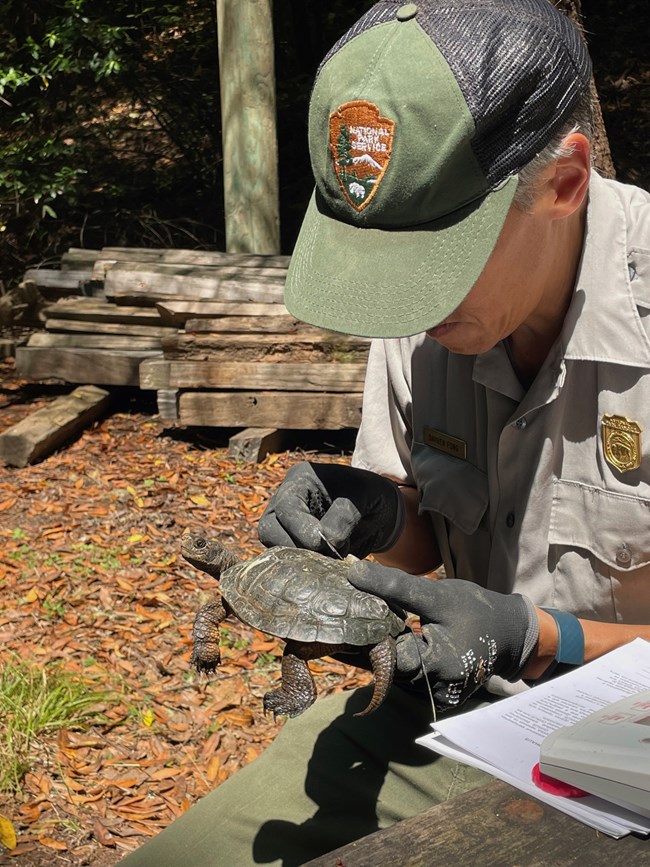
[[220, 547, 404, 645]]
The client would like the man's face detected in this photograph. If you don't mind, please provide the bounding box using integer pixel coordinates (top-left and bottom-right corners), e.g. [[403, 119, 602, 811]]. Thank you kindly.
[[425, 202, 551, 355]]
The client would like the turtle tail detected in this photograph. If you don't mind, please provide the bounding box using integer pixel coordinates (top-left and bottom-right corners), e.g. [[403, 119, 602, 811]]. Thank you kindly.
[[354, 636, 397, 717]]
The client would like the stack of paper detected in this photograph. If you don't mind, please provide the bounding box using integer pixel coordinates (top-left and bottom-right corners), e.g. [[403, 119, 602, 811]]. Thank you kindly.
[[417, 638, 650, 838]]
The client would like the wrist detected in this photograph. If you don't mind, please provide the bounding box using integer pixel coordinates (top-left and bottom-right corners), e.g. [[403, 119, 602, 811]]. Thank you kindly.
[[372, 480, 406, 553], [524, 607, 585, 681], [522, 608, 558, 679]]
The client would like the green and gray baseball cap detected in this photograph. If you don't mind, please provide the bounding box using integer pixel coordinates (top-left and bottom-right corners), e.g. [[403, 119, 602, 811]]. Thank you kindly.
[[284, 0, 592, 338]]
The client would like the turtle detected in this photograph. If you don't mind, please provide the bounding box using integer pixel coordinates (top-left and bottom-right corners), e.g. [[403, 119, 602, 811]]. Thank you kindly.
[[181, 532, 406, 719]]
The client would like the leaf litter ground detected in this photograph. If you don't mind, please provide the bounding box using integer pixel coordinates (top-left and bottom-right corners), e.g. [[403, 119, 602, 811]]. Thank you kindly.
[[0, 359, 370, 866]]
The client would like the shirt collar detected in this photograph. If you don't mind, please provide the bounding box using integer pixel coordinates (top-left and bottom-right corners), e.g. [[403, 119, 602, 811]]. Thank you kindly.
[[561, 171, 650, 367]]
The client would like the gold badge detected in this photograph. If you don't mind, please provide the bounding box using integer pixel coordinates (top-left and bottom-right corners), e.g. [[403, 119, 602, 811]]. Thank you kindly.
[[423, 426, 467, 460], [601, 414, 642, 473], [328, 100, 395, 211]]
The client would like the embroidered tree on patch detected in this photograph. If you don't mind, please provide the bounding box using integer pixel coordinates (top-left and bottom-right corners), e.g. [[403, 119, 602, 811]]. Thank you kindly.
[[336, 124, 353, 167]]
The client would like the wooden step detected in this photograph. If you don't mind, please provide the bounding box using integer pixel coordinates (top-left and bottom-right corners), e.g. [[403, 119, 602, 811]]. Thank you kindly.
[[103, 262, 286, 303], [99, 246, 290, 268], [139, 358, 367, 391], [42, 298, 163, 326], [44, 318, 175, 338], [177, 391, 362, 429], [15, 346, 160, 386], [29, 332, 163, 351]]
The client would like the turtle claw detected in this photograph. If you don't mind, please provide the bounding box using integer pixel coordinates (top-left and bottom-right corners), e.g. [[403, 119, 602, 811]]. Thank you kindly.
[[263, 687, 312, 719]]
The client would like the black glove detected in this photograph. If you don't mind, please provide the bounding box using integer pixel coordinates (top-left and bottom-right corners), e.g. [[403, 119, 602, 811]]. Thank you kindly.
[[257, 462, 404, 559], [347, 561, 539, 713]]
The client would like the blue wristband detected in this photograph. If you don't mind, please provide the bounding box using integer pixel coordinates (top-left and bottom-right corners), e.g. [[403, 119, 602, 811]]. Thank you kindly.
[[541, 608, 585, 667]]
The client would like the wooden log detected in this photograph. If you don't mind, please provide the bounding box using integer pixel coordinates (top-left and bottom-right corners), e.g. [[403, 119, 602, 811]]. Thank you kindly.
[[0, 339, 15, 358], [141, 359, 367, 391], [183, 315, 308, 334], [23, 268, 93, 290], [104, 266, 285, 304], [45, 319, 175, 338], [60, 249, 101, 270], [162, 331, 369, 354], [28, 332, 163, 351], [218, 0, 280, 253], [228, 427, 285, 462], [15, 347, 160, 386], [99, 247, 290, 268], [178, 391, 363, 429], [155, 300, 289, 326], [139, 358, 172, 389], [94, 259, 286, 281], [41, 298, 163, 326], [0, 385, 111, 467], [156, 389, 179, 421], [303, 779, 650, 866], [112, 290, 288, 308]]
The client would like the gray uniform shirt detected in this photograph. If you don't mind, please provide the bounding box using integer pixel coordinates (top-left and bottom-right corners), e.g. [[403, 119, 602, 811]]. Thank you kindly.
[[353, 172, 650, 626]]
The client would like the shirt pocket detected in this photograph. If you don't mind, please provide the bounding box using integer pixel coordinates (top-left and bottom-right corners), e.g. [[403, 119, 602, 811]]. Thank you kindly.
[[548, 479, 650, 622], [411, 442, 489, 534]]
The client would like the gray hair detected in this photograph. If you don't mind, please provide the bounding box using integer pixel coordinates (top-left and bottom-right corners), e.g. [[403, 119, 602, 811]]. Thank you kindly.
[[513, 90, 594, 211]]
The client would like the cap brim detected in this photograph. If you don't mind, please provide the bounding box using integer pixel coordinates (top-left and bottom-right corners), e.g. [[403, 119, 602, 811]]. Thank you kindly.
[[284, 175, 519, 339]]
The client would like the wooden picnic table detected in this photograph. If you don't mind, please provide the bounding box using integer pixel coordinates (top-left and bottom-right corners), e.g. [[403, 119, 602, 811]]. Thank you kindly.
[[304, 779, 649, 866]]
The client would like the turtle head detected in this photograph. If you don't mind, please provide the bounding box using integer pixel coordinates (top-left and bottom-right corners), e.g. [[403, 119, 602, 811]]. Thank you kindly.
[[181, 533, 240, 579]]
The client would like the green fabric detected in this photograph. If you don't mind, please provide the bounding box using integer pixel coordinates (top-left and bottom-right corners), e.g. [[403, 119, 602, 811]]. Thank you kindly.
[[310, 21, 486, 225], [119, 686, 492, 867], [283, 15, 519, 339]]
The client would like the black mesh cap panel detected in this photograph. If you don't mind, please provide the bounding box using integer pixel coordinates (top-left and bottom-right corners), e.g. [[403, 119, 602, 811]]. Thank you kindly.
[[414, 0, 592, 183], [317, 0, 592, 185]]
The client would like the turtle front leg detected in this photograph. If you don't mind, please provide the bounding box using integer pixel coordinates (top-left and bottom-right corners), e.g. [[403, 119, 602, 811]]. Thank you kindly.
[[354, 636, 396, 717], [191, 595, 228, 673]]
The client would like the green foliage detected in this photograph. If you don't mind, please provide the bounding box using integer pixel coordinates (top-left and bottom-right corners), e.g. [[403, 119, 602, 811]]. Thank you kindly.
[[0, 0, 374, 286], [0, 0, 222, 282], [0, 654, 114, 792]]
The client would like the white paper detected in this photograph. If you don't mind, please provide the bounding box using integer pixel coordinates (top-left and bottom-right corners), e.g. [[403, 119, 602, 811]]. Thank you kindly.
[[417, 638, 650, 838]]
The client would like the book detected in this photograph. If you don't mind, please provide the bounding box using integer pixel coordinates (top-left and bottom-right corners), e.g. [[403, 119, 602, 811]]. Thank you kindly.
[[417, 638, 650, 838]]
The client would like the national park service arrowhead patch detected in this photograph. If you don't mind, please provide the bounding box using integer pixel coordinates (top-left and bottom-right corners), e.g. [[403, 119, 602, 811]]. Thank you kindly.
[[329, 100, 395, 212]]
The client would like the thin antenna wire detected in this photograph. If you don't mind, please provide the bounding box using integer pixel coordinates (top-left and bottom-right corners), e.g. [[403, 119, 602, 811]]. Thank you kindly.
[[406, 622, 437, 723]]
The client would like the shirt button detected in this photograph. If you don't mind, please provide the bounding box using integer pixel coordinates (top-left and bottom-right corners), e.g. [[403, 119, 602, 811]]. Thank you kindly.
[[514, 418, 527, 430], [616, 544, 631, 566], [506, 512, 515, 528]]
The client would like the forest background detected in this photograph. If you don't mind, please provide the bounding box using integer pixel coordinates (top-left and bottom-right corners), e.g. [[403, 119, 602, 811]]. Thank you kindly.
[[0, 0, 648, 295]]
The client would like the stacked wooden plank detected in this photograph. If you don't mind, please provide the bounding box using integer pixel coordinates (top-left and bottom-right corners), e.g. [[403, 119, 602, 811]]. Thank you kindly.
[[16, 295, 172, 386], [15, 247, 370, 431], [141, 298, 369, 429], [15, 247, 290, 388]]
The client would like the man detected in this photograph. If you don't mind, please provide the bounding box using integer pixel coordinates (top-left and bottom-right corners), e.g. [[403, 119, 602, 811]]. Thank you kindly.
[[121, 1, 650, 864]]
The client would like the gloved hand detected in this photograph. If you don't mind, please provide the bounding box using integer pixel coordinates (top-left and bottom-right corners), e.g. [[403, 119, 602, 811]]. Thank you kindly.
[[257, 462, 405, 559], [347, 561, 539, 713]]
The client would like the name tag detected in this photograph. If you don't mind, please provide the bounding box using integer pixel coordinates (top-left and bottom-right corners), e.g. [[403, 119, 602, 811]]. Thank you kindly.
[[423, 426, 467, 460]]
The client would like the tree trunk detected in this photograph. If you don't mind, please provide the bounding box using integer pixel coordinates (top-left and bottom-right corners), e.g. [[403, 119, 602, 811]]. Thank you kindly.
[[554, 0, 616, 178], [217, 0, 281, 253]]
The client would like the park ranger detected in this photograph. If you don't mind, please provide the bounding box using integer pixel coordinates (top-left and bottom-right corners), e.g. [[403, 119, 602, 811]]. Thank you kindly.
[[121, 0, 650, 864]]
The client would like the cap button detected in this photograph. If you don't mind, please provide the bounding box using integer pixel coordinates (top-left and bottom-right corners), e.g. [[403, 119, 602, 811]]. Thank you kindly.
[[396, 3, 418, 21]]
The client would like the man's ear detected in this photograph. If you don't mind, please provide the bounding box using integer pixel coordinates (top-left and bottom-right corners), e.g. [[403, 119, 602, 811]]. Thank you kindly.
[[540, 132, 591, 220]]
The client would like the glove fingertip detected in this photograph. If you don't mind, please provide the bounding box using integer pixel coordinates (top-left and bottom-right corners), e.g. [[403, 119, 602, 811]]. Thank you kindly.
[[346, 559, 373, 586]]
